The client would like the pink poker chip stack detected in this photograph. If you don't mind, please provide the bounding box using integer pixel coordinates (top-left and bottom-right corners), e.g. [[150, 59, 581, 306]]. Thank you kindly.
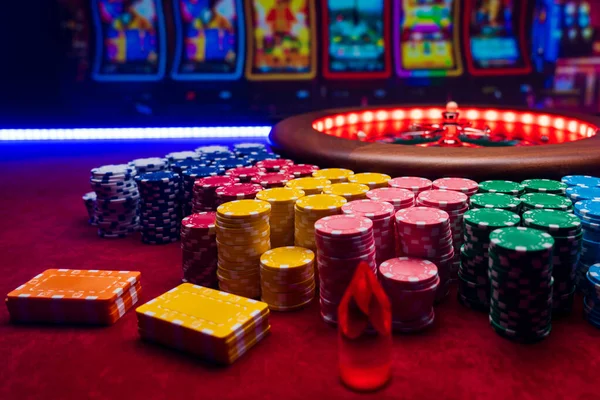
[[225, 166, 266, 183], [180, 212, 218, 287], [432, 177, 479, 197], [417, 189, 470, 279], [394, 207, 454, 302], [192, 176, 239, 212], [214, 183, 263, 206], [378, 257, 440, 332], [315, 214, 376, 324], [341, 200, 396, 266], [251, 172, 295, 188], [280, 164, 320, 178], [388, 176, 433, 194], [254, 159, 294, 172]]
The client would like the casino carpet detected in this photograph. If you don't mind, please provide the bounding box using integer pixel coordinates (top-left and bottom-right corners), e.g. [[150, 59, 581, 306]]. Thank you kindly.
[[1, 140, 600, 400]]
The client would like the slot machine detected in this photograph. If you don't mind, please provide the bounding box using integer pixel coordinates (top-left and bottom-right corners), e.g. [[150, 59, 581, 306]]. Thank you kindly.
[[320, 0, 392, 107]]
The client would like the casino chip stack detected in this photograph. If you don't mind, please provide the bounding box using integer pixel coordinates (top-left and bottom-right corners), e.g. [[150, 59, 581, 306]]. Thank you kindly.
[[165, 150, 201, 164], [129, 157, 168, 175], [136, 171, 181, 244], [256, 188, 305, 248], [388, 176, 432, 194], [583, 264, 600, 329], [323, 182, 370, 201], [315, 214, 376, 324], [432, 177, 479, 197], [196, 145, 230, 156], [180, 212, 218, 287], [281, 164, 319, 178], [366, 187, 415, 211], [255, 158, 294, 172], [342, 200, 396, 265], [82, 192, 97, 225], [522, 209, 582, 314], [259, 247, 316, 311], [460, 209, 521, 311], [520, 193, 573, 213], [6, 269, 141, 325], [136, 283, 270, 365], [215, 200, 271, 299], [286, 177, 331, 195], [478, 180, 525, 196], [226, 166, 266, 183], [566, 185, 600, 204], [181, 166, 224, 216], [574, 200, 600, 290], [521, 179, 567, 195], [488, 227, 554, 342], [378, 257, 440, 332], [192, 175, 239, 212], [215, 183, 263, 206], [312, 168, 354, 183], [294, 194, 347, 252], [394, 207, 454, 301], [90, 164, 140, 238], [233, 142, 267, 154], [562, 175, 600, 189], [470, 193, 522, 213], [251, 172, 295, 188], [348, 172, 391, 189]]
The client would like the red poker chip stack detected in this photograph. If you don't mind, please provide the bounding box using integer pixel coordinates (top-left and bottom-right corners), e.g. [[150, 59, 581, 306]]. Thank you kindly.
[[225, 166, 265, 183], [341, 200, 395, 266], [180, 212, 218, 287], [366, 187, 415, 211], [254, 159, 294, 172], [378, 257, 440, 332], [417, 189, 469, 279], [251, 172, 295, 188], [192, 176, 239, 212], [315, 214, 376, 324], [394, 207, 454, 302], [432, 177, 479, 197], [214, 183, 263, 206], [388, 176, 432, 194], [281, 164, 320, 178]]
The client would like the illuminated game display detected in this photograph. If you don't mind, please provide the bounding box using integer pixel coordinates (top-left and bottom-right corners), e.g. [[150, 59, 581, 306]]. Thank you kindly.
[[245, 0, 317, 80], [171, 0, 244, 80], [465, 0, 531, 75], [394, 0, 463, 77], [322, 0, 391, 79], [91, 0, 167, 81]]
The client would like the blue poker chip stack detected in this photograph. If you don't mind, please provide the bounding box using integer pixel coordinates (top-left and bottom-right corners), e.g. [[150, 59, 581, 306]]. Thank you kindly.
[[165, 151, 201, 165], [232, 142, 267, 155], [90, 164, 140, 238], [566, 186, 600, 203], [169, 159, 210, 175], [574, 200, 600, 290], [583, 264, 600, 329], [82, 192, 97, 225], [213, 157, 247, 170], [135, 171, 181, 244], [181, 166, 224, 217], [561, 175, 600, 189], [195, 145, 230, 155], [128, 157, 168, 176]]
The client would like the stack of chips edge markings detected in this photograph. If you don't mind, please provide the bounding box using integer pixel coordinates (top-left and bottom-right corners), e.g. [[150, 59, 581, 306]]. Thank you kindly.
[[82, 192, 97, 225], [574, 200, 600, 291], [583, 263, 600, 328], [136, 171, 181, 244], [256, 187, 305, 248], [294, 194, 347, 251], [180, 212, 218, 287]]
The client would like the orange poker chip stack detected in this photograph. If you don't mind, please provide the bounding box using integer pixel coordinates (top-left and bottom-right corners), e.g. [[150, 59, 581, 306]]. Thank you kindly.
[[5, 269, 141, 325]]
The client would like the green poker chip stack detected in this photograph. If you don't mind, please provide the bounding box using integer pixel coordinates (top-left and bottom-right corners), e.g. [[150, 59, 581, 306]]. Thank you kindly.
[[488, 227, 555, 342], [458, 209, 521, 312], [521, 179, 567, 195], [478, 180, 525, 196], [470, 193, 521, 213], [519, 193, 573, 214]]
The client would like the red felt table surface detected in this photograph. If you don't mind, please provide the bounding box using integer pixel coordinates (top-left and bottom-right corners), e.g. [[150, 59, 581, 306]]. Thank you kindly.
[[1, 142, 600, 400]]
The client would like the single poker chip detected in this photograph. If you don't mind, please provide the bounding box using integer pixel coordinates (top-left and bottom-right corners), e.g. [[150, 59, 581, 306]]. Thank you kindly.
[[464, 208, 521, 229], [217, 199, 271, 218], [348, 172, 391, 188], [215, 183, 263, 199], [341, 199, 394, 219], [255, 159, 294, 171], [286, 177, 332, 193], [470, 193, 522, 210], [296, 194, 347, 212], [165, 151, 200, 162], [566, 186, 600, 202], [256, 187, 305, 203], [394, 207, 449, 228], [322, 182, 370, 199], [181, 212, 216, 231], [315, 214, 373, 238], [387, 176, 432, 192], [489, 227, 554, 253], [379, 257, 438, 287], [522, 209, 581, 234], [520, 193, 573, 211], [312, 168, 354, 182], [561, 175, 600, 188], [432, 177, 479, 194], [195, 175, 239, 189], [521, 179, 567, 194], [417, 189, 468, 209], [260, 247, 315, 270], [366, 187, 415, 206], [225, 166, 265, 179], [251, 172, 295, 187], [91, 164, 134, 177], [195, 145, 230, 154], [281, 164, 319, 178], [478, 180, 525, 195], [575, 200, 600, 219]]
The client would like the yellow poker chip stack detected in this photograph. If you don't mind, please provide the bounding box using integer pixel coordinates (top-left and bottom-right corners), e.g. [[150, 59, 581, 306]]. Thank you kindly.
[[348, 172, 392, 189], [294, 194, 347, 250], [260, 247, 316, 311], [256, 187, 305, 248], [322, 182, 370, 201], [6, 269, 141, 325], [215, 200, 271, 299], [313, 168, 355, 183], [286, 177, 331, 195], [136, 283, 270, 365]]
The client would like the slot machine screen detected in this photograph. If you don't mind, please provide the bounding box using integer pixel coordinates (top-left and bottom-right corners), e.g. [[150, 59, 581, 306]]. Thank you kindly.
[[92, 0, 167, 80], [323, 0, 391, 79], [245, 0, 317, 80]]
